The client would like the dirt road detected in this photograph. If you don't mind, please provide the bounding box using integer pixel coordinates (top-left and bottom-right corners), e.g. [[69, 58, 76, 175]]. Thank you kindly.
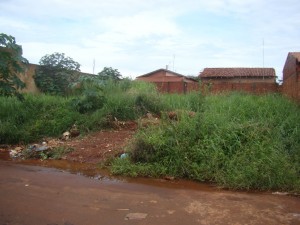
[[1, 160, 300, 225]]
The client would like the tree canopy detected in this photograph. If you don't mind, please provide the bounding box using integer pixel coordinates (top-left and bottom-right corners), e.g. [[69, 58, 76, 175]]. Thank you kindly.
[[0, 33, 28, 100], [98, 67, 122, 81], [34, 52, 81, 95]]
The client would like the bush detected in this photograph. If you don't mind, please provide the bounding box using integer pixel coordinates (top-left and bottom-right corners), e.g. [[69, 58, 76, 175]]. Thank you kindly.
[[112, 93, 300, 191], [71, 90, 106, 114]]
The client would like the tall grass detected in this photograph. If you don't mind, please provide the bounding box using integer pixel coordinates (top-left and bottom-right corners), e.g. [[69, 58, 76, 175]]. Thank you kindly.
[[0, 80, 163, 143], [112, 92, 300, 191], [0, 94, 81, 143]]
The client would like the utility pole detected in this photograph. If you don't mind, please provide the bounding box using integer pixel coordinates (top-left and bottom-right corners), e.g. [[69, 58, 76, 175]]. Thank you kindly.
[[93, 58, 95, 74], [262, 38, 265, 68]]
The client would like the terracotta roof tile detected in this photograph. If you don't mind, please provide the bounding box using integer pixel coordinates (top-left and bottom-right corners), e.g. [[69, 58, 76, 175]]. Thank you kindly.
[[137, 68, 197, 82], [200, 68, 276, 78]]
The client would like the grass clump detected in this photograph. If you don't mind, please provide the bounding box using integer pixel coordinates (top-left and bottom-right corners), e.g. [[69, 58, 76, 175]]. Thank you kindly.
[[0, 94, 81, 144], [0, 80, 163, 143], [112, 93, 300, 192]]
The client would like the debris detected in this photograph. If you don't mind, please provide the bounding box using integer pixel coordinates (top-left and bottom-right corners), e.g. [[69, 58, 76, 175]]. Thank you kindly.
[[146, 112, 153, 119], [70, 124, 80, 138], [15, 147, 23, 152], [35, 145, 49, 152], [93, 175, 104, 180], [125, 213, 147, 220], [62, 131, 71, 140], [9, 150, 20, 158], [165, 176, 175, 181], [120, 153, 128, 159], [272, 192, 289, 196], [28, 143, 49, 152], [9, 146, 23, 158]]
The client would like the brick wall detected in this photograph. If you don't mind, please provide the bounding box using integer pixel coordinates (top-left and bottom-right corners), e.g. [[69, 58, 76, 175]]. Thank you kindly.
[[282, 53, 300, 103], [153, 81, 199, 94], [200, 78, 278, 95], [282, 74, 300, 102]]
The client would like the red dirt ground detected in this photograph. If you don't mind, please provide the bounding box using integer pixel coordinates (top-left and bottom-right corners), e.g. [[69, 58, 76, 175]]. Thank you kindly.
[[57, 119, 139, 163], [64, 128, 136, 163]]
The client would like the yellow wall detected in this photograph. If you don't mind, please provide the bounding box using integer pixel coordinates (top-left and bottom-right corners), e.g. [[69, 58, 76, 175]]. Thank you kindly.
[[18, 63, 40, 94]]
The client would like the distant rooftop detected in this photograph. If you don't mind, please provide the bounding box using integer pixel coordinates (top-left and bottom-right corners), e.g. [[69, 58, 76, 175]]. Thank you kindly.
[[200, 68, 276, 78]]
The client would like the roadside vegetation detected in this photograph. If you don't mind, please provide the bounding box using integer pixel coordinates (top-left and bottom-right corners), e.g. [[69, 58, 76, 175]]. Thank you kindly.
[[1, 79, 300, 191], [111, 92, 300, 192], [0, 80, 161, 144], [1, 33, 299, 192]]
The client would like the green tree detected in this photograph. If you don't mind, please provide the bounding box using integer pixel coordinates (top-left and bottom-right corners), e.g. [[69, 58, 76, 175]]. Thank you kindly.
[[98, 67, 122, 81], [34, 52, 80, 95], [0, 33, 28, 100]]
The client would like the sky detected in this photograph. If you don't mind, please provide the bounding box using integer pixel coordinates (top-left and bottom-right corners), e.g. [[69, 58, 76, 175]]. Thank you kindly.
[[1, 0, 299, 80]]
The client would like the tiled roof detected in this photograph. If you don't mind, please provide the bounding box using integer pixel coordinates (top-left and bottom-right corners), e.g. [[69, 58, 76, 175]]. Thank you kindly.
[[137, 68, 185, 78], [137, 68, 197, 82], [200, 68, 276, 78]]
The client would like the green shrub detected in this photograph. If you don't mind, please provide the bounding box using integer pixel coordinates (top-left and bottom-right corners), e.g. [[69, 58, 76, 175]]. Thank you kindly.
[[112, 93, 300, 191], [71, 90, 106, 114]]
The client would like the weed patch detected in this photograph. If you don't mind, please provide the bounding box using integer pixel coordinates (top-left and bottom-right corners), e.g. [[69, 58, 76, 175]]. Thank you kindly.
[[111, 93, 300, 192]]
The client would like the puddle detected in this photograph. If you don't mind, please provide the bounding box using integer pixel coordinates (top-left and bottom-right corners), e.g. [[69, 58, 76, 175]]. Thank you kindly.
[[0, 150, 226, 192], [0, 150, 12, 161]]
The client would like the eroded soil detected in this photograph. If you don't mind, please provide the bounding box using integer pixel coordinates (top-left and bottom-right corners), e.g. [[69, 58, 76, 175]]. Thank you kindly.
[[64, 128, 136, 163]]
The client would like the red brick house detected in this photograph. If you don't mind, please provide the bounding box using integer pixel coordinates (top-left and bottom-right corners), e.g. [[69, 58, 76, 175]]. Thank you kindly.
[[136, 69, 198, 94], [282, 52, 300, 102], [199, 68, 278, 94]]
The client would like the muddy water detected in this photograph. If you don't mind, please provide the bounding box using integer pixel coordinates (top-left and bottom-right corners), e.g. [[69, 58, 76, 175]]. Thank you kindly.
[[0, 150, 219, 192], [1, 150, 300, 225]]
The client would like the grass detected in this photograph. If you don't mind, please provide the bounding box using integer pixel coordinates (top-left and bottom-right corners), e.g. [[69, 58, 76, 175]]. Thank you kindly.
[[0, 80, 164, 144], [1, 81, 300, 192], [111, 92, 300, 192], [0, 94, 80, 143]]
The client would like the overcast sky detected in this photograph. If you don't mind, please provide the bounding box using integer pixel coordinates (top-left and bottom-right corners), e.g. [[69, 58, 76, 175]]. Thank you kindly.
[[1, 0, 299, 79]]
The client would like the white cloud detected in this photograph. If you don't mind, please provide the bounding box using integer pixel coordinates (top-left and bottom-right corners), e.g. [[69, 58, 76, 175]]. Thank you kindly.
[[1, 0, 299, 79]]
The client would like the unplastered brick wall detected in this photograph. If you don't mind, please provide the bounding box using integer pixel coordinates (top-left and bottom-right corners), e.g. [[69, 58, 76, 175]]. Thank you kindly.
[[200, 82, 278, 95], [282, 71, 300, 103]]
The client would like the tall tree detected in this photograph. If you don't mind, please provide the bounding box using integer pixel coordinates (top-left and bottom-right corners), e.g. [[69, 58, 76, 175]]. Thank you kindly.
[[0, 33, 28, 100], [34, 52, 80, 95], [98, 67, 122, 81]]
